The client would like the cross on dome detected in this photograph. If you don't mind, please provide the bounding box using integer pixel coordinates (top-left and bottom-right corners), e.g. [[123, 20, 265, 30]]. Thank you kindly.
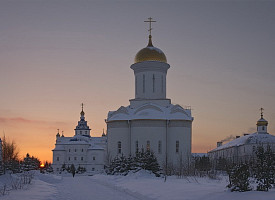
[[260, 107, 264, 118], [144, 17, 156, 36], [134, 17, 167, 63], [257, 107, 268, 131]]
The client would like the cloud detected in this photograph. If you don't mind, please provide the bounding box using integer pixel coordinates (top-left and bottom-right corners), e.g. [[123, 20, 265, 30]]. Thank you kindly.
[[0, 116, 70, 126], [0, 117, 41, 124]]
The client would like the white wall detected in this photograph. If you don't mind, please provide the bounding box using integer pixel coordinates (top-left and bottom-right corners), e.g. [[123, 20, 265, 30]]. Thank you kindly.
[[107, 119, 192, 168], [107, 121, 130, 159]]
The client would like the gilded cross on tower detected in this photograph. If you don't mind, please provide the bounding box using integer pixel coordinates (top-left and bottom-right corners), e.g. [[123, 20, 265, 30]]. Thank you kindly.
[[144, 17, 156, 36], [260, 107, 264, 118]]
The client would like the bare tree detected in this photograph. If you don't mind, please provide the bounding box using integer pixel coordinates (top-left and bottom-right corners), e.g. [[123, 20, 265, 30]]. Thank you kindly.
[[2, 135, 20, 173]]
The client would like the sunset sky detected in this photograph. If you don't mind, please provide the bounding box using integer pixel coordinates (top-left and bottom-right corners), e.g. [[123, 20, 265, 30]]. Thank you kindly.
[[0, 1, 274, 162]]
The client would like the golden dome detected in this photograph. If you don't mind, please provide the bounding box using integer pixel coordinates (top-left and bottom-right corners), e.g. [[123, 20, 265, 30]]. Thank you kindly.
[[257, 118, 268, 126], [134, 35, 167, 64]]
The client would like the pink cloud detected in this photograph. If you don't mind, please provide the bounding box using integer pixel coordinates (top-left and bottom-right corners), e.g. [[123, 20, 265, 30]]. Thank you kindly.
[[0, 116, 70, 126]]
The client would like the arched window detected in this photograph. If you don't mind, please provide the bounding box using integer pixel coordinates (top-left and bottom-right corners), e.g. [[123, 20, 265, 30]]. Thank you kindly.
[[146, 140, 150, 152], [117, 141, 122, 154], [153, 74, 155, 93], [143, 74, 145, 93], [161, 75, 163, 93], [176, 141, 179, 153], [135, 76, 137, 95], [135, 141, 139, 153], [158, 141, 162, 154]]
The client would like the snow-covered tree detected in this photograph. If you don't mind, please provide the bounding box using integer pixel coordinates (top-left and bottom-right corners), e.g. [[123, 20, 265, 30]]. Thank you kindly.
[[45, 163, 53, 173], [253, 145, 275, 191], [21, 153, 41, 171], [227, 163, 251, 192], [77, 165, 86, 174], [215, 157, 228, 171], [70, 164, 76, 177], [195, 156, 211, 172], [61, 163, 66, 172], [143, 151, 160, 176], [107, 150, 160, 176]]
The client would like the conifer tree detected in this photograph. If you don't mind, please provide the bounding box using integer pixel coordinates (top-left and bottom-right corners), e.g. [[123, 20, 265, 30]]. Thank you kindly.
[[21, 153, 41, 171], [253, 146, 275, 191], [107, 150, 160, 176], [71, 164, 76, 177], [227, 163, 251, 192], [61, 163, 66, 172]]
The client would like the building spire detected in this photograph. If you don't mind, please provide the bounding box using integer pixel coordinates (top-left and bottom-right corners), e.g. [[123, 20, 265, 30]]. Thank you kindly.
[[56, 129, 60, 137], [102, 128, 106, 136], [257, 107, 268, 134], [260, 107, 264, 118], [80, 103, 85, 117], [144, 17, 156, 47]]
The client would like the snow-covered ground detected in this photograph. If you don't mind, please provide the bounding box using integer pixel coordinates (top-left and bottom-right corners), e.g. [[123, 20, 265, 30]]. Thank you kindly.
[[1, 171, 275, 200]]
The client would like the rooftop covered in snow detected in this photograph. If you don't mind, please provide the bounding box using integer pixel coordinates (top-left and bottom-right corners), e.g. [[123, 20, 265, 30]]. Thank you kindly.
[[107, 103, 193, 122], [209, 132, 275, 152]]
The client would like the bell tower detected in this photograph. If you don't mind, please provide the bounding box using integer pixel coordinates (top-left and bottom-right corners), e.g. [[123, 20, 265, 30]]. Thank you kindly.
[[74, 103, 91, 136], [257, 108, 268, 134], [130, 18, 170, 107]]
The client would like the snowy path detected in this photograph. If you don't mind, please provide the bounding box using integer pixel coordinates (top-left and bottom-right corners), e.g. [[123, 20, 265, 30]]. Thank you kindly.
[[2, 172, 275, 200], [1, 173, 145, 200], [55, 176, 142, 200]]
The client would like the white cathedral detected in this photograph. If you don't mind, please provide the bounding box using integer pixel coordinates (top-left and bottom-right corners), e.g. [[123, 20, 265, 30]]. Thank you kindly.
[[52, 105, 107, 172], [106, 34, 193, 167], [52, 20, 193, 172]]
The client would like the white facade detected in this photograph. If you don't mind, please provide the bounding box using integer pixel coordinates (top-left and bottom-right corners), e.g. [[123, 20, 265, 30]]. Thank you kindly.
[[208, 114, 275, 164], [52, 107, 107, 173], [107, 35, 193, 167]]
